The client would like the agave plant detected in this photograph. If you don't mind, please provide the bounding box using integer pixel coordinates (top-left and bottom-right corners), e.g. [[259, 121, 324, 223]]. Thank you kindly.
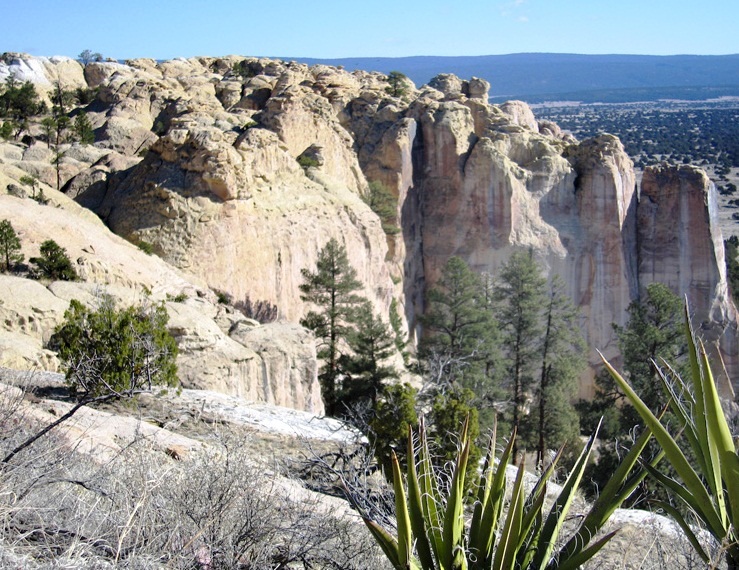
[[351, 412, 656, 570], [602, 303, 739, 569]]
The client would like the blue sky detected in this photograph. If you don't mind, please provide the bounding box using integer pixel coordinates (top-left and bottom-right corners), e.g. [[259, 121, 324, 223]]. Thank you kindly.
[[2, 0, 738, 60]]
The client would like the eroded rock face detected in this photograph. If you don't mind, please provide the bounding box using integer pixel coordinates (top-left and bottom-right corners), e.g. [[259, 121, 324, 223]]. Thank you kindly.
[[638, 164, 738, 392], [0, 194, 324, 413], [3, 54, 737, 399]]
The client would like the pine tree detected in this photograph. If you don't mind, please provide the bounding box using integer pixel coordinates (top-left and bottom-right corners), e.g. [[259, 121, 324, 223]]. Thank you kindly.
[[494, 250, 546, 459], [0, 219, 23, 272], [299, 238, 365, 415], [525, 275, 585, 467], [340, 302, 399, 411], [0, 76, 46, 138], [613, 282, 685, 425], [580, 282, 686, 500], [73, 111, 95, 144], [420, 256, 499, 395], [30, 239, 78, 281]]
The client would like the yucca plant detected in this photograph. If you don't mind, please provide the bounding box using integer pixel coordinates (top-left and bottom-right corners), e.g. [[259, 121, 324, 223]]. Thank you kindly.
[[602, 302, 739, 568], [351, 412, 657, 570]]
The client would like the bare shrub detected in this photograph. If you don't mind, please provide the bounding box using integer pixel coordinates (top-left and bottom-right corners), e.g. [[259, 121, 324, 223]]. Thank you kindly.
[[234, 296, 278, 323], [0, 393, 383, 569]]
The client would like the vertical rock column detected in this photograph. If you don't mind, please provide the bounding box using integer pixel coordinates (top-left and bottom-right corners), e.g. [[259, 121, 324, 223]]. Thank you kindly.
[[567, 135, 638, 377], [638, 164, 738, 396]]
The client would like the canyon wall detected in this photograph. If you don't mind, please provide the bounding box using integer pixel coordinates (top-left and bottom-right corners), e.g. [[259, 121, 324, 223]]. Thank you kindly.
[[2, 53, 736, 399]]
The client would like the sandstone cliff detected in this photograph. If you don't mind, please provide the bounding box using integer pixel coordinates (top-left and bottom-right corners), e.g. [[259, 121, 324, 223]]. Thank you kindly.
[[2, 53, 737, 399], [0, 189, 323, 413]]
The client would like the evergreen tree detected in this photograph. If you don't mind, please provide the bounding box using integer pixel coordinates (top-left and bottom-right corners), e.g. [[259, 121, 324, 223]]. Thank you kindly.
[[580, 282, 685, 500], [368, 383, 418, 477], [340, 302, 399, 411], [420, 256, 499, 397], [0, 219, 23, 272], [299, 238, 365, 415], [494, 250, 546, 458], [73, 111, 95, 144], [385, 71, 409, 98], [0, 75, 46, 138], [613, 282, 685, 425], [30, 239, 78, 281], [523, 275, 585, 467]]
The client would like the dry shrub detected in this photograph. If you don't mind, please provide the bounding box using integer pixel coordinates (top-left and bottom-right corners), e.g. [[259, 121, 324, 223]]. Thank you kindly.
[[0, 385, 383, 568]]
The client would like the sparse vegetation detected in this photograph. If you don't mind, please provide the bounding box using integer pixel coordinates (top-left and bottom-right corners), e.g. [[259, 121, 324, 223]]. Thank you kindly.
[[136, 240, 155, 255], [362, 180, 400, 235], [536, 100, 739, 170], [297, 154, 320, 169], [231, 59, 255, 79], [78, 49, 104, 65], [29, 239, 78, 281], [0, 219, 23, 272], [385, 70, 410, 98]]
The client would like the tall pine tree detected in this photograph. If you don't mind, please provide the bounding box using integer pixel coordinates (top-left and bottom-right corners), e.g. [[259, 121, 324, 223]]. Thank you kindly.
[[299, 238, 364, 415], [420, 256, 499, 400], [494, 250, 546, 458], [525, 275, 585, 467]]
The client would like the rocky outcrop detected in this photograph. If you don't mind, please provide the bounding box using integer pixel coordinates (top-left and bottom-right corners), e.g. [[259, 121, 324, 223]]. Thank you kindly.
[[638, 164, 738, 392], [2, 53, 737, 399], [0, 192, 324, 413]]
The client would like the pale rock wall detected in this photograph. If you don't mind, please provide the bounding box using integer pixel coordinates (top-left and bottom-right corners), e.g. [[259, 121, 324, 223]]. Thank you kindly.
[[638, 164, 738, 394], [0, 192, 324, 413], [4, 53, 736, 400]]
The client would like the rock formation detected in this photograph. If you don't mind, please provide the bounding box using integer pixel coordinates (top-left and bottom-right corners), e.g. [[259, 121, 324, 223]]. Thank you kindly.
[[1, 53, 737, 400], [0, 191, 324, 413]]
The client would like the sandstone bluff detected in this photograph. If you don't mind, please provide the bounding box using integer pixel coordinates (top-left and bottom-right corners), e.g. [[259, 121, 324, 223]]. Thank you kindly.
[[0, 53, 736, 404]]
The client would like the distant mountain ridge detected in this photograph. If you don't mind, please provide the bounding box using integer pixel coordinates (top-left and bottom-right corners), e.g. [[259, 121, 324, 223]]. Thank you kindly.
[[287, 53, 739, 103]]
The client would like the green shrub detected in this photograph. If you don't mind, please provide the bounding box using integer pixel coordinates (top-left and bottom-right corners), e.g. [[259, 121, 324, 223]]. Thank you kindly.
[[362, 181, 400, 235], [29, 239, 78, 281], [137, 240, 154, 255], [49, 294, 178, 399], [368, 383, 418, 476], [297, 155, 320, 169], [215, 289, 232, 304], [0, 121, 13, 140]]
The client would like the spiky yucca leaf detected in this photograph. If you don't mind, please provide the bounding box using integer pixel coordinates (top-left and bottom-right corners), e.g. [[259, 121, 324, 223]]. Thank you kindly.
[[441, 416, 471, 570], [406, 428, 436, 569], [601, 301, 739, 567], [355, 411, 647, 570]]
